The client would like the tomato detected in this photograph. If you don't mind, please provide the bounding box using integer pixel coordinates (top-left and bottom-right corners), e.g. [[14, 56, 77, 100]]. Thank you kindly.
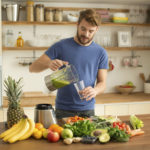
[[113, 122, 117, 127]]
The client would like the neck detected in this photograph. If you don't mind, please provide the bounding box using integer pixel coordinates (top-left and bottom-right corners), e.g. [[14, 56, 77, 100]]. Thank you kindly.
[[74, 36, 92, 46]]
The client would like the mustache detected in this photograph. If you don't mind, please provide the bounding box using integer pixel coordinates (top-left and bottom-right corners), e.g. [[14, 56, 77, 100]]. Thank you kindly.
[[81, 35, 89, 39]]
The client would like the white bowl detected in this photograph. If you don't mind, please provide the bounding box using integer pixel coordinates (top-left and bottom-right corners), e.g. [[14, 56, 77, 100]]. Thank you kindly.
[[113, 13, 127, 18], [67, 14, 78, 22]]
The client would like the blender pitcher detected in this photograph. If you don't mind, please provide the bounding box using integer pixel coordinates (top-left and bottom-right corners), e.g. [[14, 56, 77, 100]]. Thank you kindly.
[[44, 64, 79, 91]]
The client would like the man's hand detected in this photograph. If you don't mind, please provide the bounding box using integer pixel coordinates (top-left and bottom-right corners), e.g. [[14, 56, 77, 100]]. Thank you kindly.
[[80, 86, 97, 101], [49, 59, 69, 71]]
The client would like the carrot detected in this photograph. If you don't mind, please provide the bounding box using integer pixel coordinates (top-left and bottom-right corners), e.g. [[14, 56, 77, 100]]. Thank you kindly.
[[130, 129, 145, 137]]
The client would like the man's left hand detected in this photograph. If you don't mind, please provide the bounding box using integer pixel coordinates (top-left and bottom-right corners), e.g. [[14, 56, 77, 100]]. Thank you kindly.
[[80, 86, 97, 101]]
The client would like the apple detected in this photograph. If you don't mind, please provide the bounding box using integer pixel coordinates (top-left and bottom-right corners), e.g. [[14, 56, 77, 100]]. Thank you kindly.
[[47, 131, 60, 142], [126, 81, 134, 87], [109, 60, 114, 71], [61, 129, 73, 139], [42, 129, 51, 139]]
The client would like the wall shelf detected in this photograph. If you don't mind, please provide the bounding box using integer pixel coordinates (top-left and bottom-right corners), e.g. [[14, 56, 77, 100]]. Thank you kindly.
[[2, 21, 150, 27], [2, 47, 48, 51], [2, 46, 150, 51]]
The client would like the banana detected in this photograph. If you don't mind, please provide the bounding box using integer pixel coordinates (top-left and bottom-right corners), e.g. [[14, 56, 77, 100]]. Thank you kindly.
[[19, 118, 35, 141], [3, 119, 24, 142], [2, 119, 26, 142], [7, 118, 29, 143], [0, 118, 23, 139]]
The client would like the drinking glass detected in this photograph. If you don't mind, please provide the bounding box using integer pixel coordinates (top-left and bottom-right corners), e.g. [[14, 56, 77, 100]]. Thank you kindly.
[[74, 80, 85, 99]]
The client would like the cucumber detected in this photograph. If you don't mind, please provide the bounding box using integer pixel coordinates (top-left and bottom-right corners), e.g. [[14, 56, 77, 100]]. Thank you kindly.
[[99, 133, 110, 143]]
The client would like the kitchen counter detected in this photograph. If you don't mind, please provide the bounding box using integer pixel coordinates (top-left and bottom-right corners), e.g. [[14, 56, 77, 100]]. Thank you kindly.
[[0, 114, 150, 150], [2, 92, 150, 108]]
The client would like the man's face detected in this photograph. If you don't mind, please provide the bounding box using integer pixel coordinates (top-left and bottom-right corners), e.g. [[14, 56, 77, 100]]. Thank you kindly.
[[77, 19, 98, 45]]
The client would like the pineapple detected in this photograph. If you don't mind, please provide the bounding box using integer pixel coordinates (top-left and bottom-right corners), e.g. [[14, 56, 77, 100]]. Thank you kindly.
[[4, 76, 24, 128]]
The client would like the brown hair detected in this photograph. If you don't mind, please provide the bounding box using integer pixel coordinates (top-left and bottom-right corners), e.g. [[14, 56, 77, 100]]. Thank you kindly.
[[78, 9, 101, 26]]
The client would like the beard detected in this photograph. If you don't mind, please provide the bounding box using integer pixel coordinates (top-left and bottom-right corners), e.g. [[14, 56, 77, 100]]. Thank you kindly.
[[76, 31, 94, 45]]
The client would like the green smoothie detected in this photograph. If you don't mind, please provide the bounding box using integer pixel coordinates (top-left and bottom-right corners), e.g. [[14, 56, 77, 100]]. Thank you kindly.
[[52, 79, 70, 89]]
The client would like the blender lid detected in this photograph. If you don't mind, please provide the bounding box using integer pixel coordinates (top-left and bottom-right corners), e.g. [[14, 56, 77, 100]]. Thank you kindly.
[[35, 104, 53, 110]]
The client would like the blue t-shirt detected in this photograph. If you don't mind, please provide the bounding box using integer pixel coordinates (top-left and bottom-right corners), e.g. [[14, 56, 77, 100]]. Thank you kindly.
[[45, 37, 108, 111]]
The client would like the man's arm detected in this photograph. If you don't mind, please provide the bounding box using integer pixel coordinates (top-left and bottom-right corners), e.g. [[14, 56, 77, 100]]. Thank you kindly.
[[29, 54, 68, 73], [94, 69, 107, 95], [81, 69, 107, 101]]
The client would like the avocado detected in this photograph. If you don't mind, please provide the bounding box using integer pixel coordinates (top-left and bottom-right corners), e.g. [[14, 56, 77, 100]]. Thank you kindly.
[[91, 129, 107, 137], [99, 133, 110, 143]]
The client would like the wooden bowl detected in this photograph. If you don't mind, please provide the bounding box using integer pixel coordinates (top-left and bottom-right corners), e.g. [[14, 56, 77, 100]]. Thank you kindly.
[[115, 85, 136, 95]]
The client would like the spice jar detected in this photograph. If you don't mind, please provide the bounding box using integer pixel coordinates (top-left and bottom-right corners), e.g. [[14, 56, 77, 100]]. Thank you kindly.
[[26, 1, 34, 22], [45, 8, 53, 22], [54, 9, 63, 22], [35, 4, 44, 22]]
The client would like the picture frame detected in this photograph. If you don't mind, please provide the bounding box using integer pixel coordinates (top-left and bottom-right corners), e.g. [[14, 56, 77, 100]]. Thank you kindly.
[[118, 31, 131, 47]]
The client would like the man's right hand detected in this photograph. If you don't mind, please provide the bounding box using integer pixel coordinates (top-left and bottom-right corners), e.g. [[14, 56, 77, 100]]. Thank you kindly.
[[49, 59, 69, 71]]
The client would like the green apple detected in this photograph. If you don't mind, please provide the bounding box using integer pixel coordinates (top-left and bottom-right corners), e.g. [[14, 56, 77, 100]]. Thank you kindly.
[[42, 129, 51, 139], [61, 129, 73, 139], [126, 81, 134, 87]]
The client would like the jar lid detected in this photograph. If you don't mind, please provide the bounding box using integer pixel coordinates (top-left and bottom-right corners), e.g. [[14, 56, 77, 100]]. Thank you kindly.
[[35, 104, 53, 110], [36, 4, 44, 8], [27, 1, 34, 6], [45, 8, 53, 11]]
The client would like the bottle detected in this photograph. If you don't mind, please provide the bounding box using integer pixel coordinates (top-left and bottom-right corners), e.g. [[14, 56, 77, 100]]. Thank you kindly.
[[17, 32, 24, 47], [5, 30, 14, 47]]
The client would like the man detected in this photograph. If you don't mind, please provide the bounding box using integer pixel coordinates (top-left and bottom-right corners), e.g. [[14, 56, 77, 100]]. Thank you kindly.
[[29, 9, 108, 119]]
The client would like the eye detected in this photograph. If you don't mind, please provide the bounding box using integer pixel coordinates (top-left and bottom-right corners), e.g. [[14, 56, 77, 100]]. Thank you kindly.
[[89, 30, 94, 34]]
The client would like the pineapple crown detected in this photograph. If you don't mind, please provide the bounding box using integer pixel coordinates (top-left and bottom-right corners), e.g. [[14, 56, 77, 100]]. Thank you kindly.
[[4, 76, 23, 103]]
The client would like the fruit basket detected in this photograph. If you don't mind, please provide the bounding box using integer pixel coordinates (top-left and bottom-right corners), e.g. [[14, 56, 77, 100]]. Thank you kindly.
[[115, 85, 136, 95]]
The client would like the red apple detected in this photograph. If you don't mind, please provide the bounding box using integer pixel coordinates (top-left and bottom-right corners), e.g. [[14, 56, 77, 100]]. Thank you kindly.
[[47, 131, 60, 142]]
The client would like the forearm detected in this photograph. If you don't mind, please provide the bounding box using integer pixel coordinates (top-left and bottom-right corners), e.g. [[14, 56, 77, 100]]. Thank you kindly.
[[94, 81, 106, 95], [29, 60, 49, 73], [29, 54, 51, 73]]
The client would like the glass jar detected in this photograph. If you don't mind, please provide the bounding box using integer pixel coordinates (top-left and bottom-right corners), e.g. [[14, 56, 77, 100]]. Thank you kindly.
[[5, 30, 14, 47], [45, 8, 53, 22], [16, 32, 24, 47], [54, 9, 63, 22], [26, 1, 34, 22], [35, 4, 44, 22]]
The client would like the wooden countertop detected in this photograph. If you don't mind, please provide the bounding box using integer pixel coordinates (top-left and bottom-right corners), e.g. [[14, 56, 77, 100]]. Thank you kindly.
[[2, 92, 150, 108], [0, 114, 150, 150]]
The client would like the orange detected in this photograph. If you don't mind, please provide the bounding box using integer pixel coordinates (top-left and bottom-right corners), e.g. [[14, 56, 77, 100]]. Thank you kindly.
[[35, 123, 44, 130], [54, 126, 64, 135], [49, 124, 59, 132]]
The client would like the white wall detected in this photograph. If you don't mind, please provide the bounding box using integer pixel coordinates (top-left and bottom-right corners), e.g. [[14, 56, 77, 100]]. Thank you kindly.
[[2, 2, 150, 96]]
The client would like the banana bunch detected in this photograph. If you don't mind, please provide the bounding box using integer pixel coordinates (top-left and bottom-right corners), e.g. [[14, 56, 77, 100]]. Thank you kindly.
[[0, 115, 35, 143]]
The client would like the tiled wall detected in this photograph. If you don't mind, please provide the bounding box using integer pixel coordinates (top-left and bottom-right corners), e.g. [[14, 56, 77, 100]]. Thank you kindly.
[[1, 2, 150, 97]]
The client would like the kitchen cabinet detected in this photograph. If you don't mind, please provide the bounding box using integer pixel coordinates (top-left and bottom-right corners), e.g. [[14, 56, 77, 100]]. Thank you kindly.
[[95, 104, 104, 115], [129, 103, 150, 115], [104, 104, 129, 116]]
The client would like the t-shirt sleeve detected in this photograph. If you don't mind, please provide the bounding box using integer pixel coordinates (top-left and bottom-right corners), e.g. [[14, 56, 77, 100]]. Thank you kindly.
[[45, 42, 61, 60], [98, 49, 109, 69]]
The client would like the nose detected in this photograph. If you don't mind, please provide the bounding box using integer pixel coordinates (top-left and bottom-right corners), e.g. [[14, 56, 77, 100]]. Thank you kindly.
[[83, 31, 89, 37]]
